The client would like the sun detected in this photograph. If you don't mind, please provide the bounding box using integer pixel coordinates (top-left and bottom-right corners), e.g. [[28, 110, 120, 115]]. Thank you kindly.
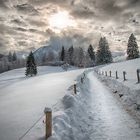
[[48, 11, 76, 32]]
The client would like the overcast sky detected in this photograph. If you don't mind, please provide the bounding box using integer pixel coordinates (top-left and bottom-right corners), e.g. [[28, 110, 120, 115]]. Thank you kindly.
[[0, 0, 140, 54]]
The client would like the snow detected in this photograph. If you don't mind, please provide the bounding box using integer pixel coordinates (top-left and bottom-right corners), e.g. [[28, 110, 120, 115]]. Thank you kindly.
[[22, 70, 140, 140], [98, 58, 140, 119], [0, 66, 84, 140], [99, 58, 140, 90], [44, 107, 52, 113], [0, 60, 140, 140]]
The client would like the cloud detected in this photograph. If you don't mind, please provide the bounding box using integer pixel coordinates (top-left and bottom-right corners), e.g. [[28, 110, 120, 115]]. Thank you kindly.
[[0, 0, 8, 8], [0, 0, 139, 54], [15, 3, 39, 15]]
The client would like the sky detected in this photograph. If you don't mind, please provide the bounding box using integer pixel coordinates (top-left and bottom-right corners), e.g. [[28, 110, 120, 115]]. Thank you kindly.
[[0, 0, 140, 54]]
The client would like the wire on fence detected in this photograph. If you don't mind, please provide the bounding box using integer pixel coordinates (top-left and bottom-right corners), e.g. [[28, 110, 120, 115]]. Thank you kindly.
[[19, 114, 45, 140]]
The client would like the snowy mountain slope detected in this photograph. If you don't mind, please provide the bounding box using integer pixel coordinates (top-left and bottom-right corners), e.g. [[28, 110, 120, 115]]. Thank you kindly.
[[98, 58, 140, 119], [33, 45, 58, 63], [0, 66, 84, 140]]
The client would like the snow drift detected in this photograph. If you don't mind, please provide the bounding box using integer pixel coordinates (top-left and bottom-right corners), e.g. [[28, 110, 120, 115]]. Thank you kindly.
[[48, 71, 91, 140]]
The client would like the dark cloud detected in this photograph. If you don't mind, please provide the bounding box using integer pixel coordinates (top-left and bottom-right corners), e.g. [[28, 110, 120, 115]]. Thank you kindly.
[[0, 0, 8, 8], [14, 27, 27, 32], [11, 18, 27, 26], [27, 19, 47, 27], [18, 41, 28, 46], [15, 3, 39, 15], [29, 0, 72, 6], [70, 6, 95, 19]]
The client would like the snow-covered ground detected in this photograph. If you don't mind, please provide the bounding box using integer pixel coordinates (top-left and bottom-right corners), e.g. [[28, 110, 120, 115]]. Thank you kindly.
[[0, 66, 84, 140], [99, 58, 140, 90], [0, 61, 140, 140], [98, 58, 140, 119], [24, 70, 140, 140]]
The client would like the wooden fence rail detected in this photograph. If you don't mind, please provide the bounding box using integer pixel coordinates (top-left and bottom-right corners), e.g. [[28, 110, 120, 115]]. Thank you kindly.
[[97, 69, 140, 84]]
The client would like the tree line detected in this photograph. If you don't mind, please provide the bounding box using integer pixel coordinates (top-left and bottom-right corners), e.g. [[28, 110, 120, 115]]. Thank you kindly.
[[0, 33, 139, 76], [60, 37, 112, 67], [0, 51, 25, 73], [60, 33, 139, 66], [25, 33, 139, 76]]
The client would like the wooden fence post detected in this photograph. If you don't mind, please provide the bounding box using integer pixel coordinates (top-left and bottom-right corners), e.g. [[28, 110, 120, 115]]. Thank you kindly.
[[123, 71, 127, 81], [115, 71, 119, 79], [74, 84, 77, 94], [137, 69, 140, 83], [105, 71, 107, 76], [44, 108, 52, 139], [109, 71, 111, 77]]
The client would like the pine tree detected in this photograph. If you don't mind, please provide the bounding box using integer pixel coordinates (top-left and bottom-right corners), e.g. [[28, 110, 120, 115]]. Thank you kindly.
[[12, 51, 17, 61], [88, 45, 95, 61], [8, 51, 12, 62], [78, 47, 84, 67], [60, 46, 65, 61], [96, 37, 112, 65], [25, 51, 37, 76], [88, 44, 95, 65], [127, 33, 139, 60], [68, 46, 74, 65]]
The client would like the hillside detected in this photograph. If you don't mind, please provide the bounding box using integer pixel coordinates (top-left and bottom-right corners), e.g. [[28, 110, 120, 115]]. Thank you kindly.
[[99, 58, 140, 90], [33, 45, 58, 63], [98, 58, 140, 119], [0, 66, 84, 140]]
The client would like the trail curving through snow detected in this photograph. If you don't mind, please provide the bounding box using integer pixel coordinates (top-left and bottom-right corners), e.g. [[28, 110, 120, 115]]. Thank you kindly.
[[87, 71, 140, 140]]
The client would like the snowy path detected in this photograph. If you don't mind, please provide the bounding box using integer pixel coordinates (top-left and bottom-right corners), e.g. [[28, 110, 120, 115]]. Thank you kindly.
[[0, 68, 84, 140], [87, 71, 140, 140]]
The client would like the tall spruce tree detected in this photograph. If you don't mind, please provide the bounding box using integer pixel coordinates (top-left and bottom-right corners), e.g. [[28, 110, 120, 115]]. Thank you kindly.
[[78, 47, 84, 67], [12, 51, 17, 61], [68, 46, 74, 65], [8, 51, 12, 62], [96, 37, 112, 65], [60, 46, 65, 61], [127, 33, 139, 60], [88, 45, 95, 64], [25, 51, 37, 76]]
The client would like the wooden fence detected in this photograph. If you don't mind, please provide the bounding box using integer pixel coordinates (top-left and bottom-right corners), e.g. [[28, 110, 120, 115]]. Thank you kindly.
[[98, 69, 140, 84]]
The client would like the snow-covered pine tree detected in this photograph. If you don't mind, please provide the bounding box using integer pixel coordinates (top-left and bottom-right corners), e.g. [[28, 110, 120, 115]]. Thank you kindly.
[[25, 51, 37, 76], [8, 51, 12, 62], [12, 51, 17, 61], [96, 37, 112, 65], [88, 44, 95, 65], [60, 46, 65, 61], [68, 46, 74, 65], [127, 33, 139, 60], [78, 47, 84, 67], [83, 52, 91, 67]]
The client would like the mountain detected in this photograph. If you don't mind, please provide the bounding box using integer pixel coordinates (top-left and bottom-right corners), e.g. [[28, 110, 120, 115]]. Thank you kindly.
[[33, 45, 59, 63]]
